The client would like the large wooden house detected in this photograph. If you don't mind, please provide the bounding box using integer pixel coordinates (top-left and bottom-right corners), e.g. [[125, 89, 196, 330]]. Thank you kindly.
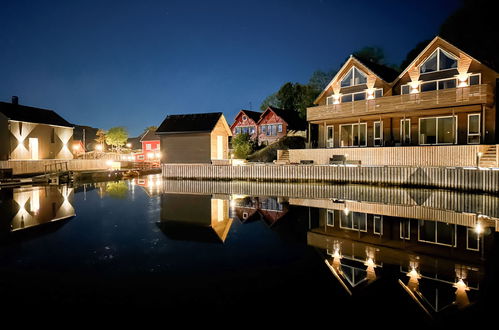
[[292, 36, 498, 167], [0, 97, 74, 160], [157, 112, 232, 164]]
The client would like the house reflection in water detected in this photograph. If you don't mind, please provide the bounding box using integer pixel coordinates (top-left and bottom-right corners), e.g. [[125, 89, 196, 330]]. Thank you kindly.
[[0, 185, 75, 235], [232, 196, 288, 227], [299, 197, 496, 316], [158, 193, 233, 243]]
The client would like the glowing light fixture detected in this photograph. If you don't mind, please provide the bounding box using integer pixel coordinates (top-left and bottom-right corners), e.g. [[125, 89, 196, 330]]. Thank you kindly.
[[343, 207, 349, 216], [96, 144, 103, 151], [474, 222, 484, 235]]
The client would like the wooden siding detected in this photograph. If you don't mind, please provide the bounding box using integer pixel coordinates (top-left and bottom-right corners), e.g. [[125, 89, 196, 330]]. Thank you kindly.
[[287, 145, 495, 167], [162, 164, 499, 193], [289, 198, 496, 229], [160, 133, 211, 163], [210, 118, 230, 160], [0, 159, 110, 175], [161, 179, 499, 219], [308, 85, 492, 122]]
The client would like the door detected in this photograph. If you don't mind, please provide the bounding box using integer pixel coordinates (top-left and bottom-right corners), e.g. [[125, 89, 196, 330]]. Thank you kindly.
[[29, 138, 39, 160], [217, 135, 224, 159]]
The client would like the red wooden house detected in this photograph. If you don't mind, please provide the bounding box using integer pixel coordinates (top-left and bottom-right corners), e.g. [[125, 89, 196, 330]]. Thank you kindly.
[[257, 106, 306, 145], [230, 107, 306, 146], [230, 110, 261, 140], [133, 129, 160, 163]]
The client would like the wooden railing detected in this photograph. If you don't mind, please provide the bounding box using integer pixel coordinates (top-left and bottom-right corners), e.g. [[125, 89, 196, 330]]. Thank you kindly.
[[162, 164, 499, 193], [307, 84, 493, 121]]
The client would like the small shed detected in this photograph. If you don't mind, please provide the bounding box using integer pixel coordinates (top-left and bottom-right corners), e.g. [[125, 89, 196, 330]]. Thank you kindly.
[[156, 112, 232, 164]]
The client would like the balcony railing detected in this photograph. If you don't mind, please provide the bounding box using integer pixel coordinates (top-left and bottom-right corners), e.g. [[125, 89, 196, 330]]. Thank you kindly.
[[307, 84, 493, 122]]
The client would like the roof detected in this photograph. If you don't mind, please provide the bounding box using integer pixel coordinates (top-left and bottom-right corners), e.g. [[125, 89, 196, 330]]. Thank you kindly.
[[73, 125, 99, 141], [353, 55, 400, 82], [260, 106, 306, 130], [0, 101, 73, 128], [239, 109, 262, 123], [127, 136, 142, 150], [140, 129, 160, 141], [156, 112, 224, 133]]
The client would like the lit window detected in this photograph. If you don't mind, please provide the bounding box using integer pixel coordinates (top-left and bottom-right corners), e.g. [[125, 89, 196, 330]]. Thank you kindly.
[[146, 144, 152, 150], [341, 67, 367, 87], [420, 48, 457, 74]]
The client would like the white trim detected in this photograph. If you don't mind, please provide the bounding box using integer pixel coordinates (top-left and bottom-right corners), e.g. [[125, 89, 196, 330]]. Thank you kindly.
[[7, 119, 74, 129], [417, 220, 457, 247], [326, 125, 334, 148], [419, 48, 459, 74], [400, 219, 410, 240], [373, 215, 383, 235], [466, 227, 480, 251], [418, 116, 457, 145], [326, 209, 334, 227], [469, 73, 481, 85], [373, 121, 383, 146], [339, 212, 367, 232], [467, 113, 481, 144], [400, 118, 411, 144], [339, 123, 367, 147]]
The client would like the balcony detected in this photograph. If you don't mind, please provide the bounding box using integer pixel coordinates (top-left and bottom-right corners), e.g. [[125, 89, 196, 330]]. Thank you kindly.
[[307, 84, 493, 122]]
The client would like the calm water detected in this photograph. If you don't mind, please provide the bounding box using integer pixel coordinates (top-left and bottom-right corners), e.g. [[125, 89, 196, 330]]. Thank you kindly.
[[1, 175, 498, 322]]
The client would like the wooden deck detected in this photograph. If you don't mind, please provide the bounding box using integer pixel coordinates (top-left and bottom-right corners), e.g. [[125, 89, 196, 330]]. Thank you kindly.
[[162, 164, 499, 193], [307, 84, 493, 121], [0, 159, 110, 175], [285, 145, 497, 167]]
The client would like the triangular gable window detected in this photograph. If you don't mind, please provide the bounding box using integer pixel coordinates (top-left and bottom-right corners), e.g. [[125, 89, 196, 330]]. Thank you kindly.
[[420, 48, 457, 74], [340, 67, 367, 87]]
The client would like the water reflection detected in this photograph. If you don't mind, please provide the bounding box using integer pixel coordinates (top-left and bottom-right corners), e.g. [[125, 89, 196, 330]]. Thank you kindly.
[[0, 185, 75, 236]]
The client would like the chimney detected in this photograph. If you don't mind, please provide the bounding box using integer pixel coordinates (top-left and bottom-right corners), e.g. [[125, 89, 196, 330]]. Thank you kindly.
[[12, 96, 19, 105]]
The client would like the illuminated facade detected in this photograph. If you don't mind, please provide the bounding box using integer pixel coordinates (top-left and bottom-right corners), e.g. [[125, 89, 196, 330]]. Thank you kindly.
[[0, 98, 74, 160]]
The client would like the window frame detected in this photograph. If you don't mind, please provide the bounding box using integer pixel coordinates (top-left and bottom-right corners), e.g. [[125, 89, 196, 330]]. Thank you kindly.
[[325, 125, 334, 148], [418, 115, 457, 145], [467, 113, 481, 144], [417, 220, 457, 247], [340, 66, 368, 88], [466, 227, 480, 251], [373, 215, 383, 235], [400, 219, 410, 240], [419, 48, 458, 74], [339, 212, 368, 232], [326, 209, 334, 227], [339, 123, 367, 147], [400, 118, 411, 144], [373, 121, 383, 147]]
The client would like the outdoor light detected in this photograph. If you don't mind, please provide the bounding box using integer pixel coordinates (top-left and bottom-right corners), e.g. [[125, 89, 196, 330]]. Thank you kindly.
[[106, 160, 113, 166], [155, 152, 161, 158], [364, 258, 375, 268], [333, 94, 341, 104], [126, 143, 132, 148], [457, 73, 470, 87], [474, 222, 484, 235], [96, 144, 103, 151], [343, 207, 349, 216], [366, 89, 375, 100], [147, 152, 153, 159], [72, 144, 80, 151]]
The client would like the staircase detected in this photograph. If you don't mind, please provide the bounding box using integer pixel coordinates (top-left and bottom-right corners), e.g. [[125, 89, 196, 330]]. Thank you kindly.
[[275, 150, 290, 165], [479, 146, 498, 168]]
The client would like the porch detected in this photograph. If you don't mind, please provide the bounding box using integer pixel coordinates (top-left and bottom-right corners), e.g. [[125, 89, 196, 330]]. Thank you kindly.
[[281, 145, 498, 167]]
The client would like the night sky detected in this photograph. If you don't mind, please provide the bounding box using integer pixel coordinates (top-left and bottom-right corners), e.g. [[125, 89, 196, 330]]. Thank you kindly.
[[0, 0, 461, 137]]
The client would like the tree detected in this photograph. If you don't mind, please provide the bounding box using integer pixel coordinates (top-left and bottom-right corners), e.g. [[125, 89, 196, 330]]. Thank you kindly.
[[308, 70, 337, 92], [95, 129, 107, 151], [260, 93, 279, 111], [105, 127, 128, 152], [232, 133, 255, 159], [275, 82, 318, 119], [353, 46, 386, 64], [143, 126, 158, 134], [400, 39, 432, 71]]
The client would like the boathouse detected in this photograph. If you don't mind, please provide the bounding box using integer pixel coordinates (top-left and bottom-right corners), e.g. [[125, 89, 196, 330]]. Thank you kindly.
[[156, 112, 232, 164], [0, 97, 74, 161]]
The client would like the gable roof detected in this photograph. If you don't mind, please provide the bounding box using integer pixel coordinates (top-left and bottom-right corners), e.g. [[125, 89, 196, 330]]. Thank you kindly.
[[0, 101, 73, 128], [127, 136, 142, 150], [259, 106, 306, 130], [392, 35, 499, 86], [156, 112, 226, 134], [140, 129, 160, 142], [239, 109, 262, 123], [314, 55, 396, 104]]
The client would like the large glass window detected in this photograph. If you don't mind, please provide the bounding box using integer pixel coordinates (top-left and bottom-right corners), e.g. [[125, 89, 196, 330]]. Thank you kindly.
[[326, 126, 334, 148], [438, 78, 457, 90], [419, 117, 456, 145], [340, 123, 367, 147], [374, 121, 382, 146], [353, 92, 366, 101], [468, 114, 480, 144], [421, 81, 437, 92], [341, 67, 367, 87], [418, 220, 456, 247], [420, 48, 457, 74], [342, 94, 353, 103], [340, 211, 367, 232], [400, 119, 411, 144]]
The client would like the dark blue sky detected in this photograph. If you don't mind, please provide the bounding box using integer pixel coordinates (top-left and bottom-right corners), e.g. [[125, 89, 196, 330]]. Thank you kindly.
[[0, 0, 461, 136]]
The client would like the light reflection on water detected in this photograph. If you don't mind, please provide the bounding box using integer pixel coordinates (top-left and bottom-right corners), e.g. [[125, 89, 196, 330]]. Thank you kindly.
[[0, 174, 497, 320]]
